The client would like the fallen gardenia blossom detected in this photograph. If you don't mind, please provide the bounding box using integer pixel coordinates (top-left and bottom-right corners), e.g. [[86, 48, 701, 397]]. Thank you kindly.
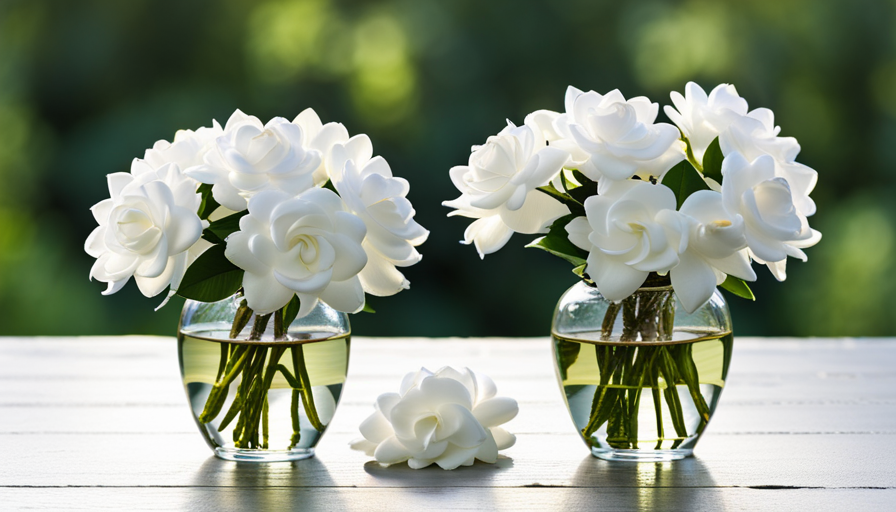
[[350, 367, 518, 470]]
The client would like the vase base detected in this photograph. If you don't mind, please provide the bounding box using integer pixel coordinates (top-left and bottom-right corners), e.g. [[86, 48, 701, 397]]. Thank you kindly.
[[214, 447, 316, 462], [591, 447, 693, 462]]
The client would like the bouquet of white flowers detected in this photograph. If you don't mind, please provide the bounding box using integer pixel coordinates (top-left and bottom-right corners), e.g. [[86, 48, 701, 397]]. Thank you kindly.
[[445, 83, 820, 455], [86, 109, 427, 451]]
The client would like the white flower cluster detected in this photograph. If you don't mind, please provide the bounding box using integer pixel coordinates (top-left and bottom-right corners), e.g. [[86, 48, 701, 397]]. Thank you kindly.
[[350, 367, 519, 470], [445, 83, 820, 312], [87, 109, 428, 315]]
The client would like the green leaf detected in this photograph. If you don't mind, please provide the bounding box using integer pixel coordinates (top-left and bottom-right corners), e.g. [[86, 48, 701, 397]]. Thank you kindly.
[[720, 275, 755, 300], [205, 211, 249, 242], [660, 160, 711, 209], [535, 183, 585, 216], [361, 301, 376, 314], [176, 245, 244, 302], [566, 170, 598, 205], [201, 230, 226, 245], [282, 295, 301, 327], [701, 137, 724, 184], [322, 179, 338, 194], [526, 214, 588, 266], [197, 184, 219, 221]]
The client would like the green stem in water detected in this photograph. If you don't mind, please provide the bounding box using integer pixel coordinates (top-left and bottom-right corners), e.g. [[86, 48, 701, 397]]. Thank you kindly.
[[292, 344, 325, 431]]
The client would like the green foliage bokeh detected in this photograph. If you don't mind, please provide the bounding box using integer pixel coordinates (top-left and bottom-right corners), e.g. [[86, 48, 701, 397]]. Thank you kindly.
[[1, 0, 894, 337]]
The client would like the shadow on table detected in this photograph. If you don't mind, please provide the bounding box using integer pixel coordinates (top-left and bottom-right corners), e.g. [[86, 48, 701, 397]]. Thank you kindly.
[[567, 456, 727, 510], [182, 456, 345, 510]]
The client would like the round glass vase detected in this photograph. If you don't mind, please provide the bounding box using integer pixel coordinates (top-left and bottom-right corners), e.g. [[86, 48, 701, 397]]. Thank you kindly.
[[178, 294, 350, 462], [551, 278, 733, 462]]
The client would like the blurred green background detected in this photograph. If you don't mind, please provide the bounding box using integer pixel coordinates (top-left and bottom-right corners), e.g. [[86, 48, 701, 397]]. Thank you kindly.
[[1, 0, 893, 337]]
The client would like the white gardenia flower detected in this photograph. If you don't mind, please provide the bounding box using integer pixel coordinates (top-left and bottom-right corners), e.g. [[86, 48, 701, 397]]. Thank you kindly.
[[552, 86, 684, 182], [85, 161, 204, 298], [565, 181, 682, 301], [185, 110, 322, 211], [350, 367, 518, 470], [224, 188, 368, 316], [661, 190, 757, 312], [143, 122, 223, 172], [663, 82, 749, 164], [720, 109, 818, 216], [292, 108, 352, 186], [443, 120, 570, 258], [721, 152, 820, 279], [328, 137, 429, 296]]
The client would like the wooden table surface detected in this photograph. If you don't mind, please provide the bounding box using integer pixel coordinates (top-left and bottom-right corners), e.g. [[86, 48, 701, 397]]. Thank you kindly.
[[1, 336, 894, 511]]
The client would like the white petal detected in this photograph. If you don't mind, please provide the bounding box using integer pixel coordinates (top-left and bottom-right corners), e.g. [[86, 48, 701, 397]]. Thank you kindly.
[[670, 252, 718, 313], [242, 271, 295, 315], [472, 397, 519, 428], [491, 426, 516, 450], [462, 215, 514, 259], [319, 277, 365, 314], [358, 245, 410, 297], [499, 189, 570, 234], [434, 444, 481, 470], [373, 436, 412, 466]]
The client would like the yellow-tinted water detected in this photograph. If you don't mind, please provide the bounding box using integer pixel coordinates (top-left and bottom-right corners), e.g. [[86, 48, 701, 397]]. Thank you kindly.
[[553, 331, 732, 451], [178, 332, 350, 453]]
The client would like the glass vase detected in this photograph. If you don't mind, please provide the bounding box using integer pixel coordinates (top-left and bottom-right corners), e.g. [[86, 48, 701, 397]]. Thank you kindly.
[[178, 294, 350, 462], [551, 277, 733, 462]]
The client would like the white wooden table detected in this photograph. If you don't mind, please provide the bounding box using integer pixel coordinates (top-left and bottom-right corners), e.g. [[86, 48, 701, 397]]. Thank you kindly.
[[1, 336, 894, 510]]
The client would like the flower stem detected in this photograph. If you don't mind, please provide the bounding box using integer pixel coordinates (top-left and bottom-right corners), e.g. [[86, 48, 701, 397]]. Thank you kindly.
[[292, 344, 325, 431]]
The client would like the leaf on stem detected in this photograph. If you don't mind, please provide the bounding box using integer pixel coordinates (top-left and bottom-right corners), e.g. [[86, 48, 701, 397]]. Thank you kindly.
[[536, 183, 585, 216], [197, 184, 219, 220], [566, 170, 598, 205], [204, 211, 249, 242], [660, 160, 711, 209], [282, 295, 301, 327], [701, 137, 724, 184], [720, 275, 756, 300], [176, 245, 244, 302], [526, 213, 589, 267], [362, 300, 376, 313]]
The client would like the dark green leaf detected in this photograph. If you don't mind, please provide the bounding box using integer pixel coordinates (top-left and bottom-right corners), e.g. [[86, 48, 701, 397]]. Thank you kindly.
[[322, 179, 338, 194], [535, 183, 585, 216], [720, 275, 755, 300], [566, 170, 598, 205], [282, 295, 301, 327], [526, 213, 588, 266], [660, 160, 711, 209], [701, 137, 724, 183], [361, 301, 376, 314], [197, 184, 219, 220], [176, 245, 244, 302], [201, 231, 226, 245], [205, 211, 249, 241]]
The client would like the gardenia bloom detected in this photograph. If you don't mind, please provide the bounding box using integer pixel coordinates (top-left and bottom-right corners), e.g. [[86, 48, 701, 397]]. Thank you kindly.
[[663, 82, 748, 164], [720, 110, 818, 216], [292, 108, 352, 186], [663, 190, 757, 312], [86, 161, 204, 298], [565, 181, 682, 301], [224, 188, 368, 316], [350, 367, 518, 470], [328, 138, 429, 296], [552, 86, 684, 183], [443, 120, 570, 258], [186, 110, 322, 211], [721, 152, 820, 280], [143, 123, 223, 172]]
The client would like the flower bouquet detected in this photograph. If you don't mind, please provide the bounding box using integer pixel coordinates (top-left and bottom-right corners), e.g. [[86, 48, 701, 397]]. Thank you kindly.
[[445, 83, 820, 459], [86, 109, 427, 460]]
